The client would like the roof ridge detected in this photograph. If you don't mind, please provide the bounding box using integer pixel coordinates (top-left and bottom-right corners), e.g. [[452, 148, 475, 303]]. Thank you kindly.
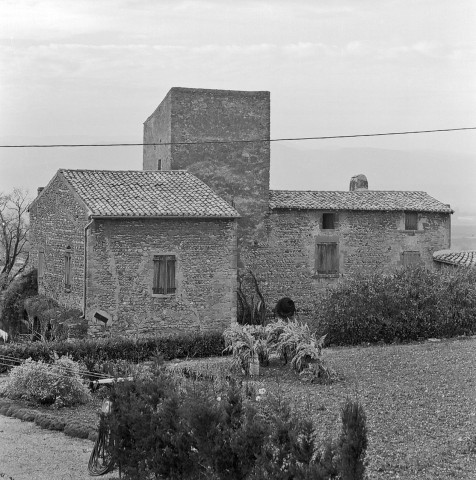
[[270, 189, 428, 193], [61, 168, 188, 173]]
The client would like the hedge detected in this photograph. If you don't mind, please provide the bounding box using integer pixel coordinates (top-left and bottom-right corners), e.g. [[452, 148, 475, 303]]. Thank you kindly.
[[316, 266, 476, 346], [0, 331, 227, 373]]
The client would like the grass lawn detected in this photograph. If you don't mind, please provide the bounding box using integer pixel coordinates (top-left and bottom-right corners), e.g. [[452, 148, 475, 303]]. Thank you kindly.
[[1, 337, 475, 479], [258, 337, 476, 480]]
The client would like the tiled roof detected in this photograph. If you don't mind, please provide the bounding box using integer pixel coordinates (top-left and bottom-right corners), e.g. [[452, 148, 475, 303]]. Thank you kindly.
[[59, 169, 239, 218], [269, 190, 453, 213], [433, 250, 476, 267]]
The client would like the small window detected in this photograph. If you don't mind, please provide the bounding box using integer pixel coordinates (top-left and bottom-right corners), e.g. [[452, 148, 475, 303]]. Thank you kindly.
[[315, 242, 339, 275], [322, 213, 336, 230], [402, 251, 421, 267], [64, 247, 72, 291], [157, 158, 162, 170], [153, 255, 176, 294], [405, 212, 418, 230], [38, 250, 45, 279]]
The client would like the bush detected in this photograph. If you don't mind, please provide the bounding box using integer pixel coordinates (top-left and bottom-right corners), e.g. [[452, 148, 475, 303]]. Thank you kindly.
[[2, 354, 91, 407], [317, 266, 476, 346], [338, 399, 368, 480], [23, 295, 86, 341], [1, 269, 37, 336], [103, 371, 365, 479], [0, 331, 227, 374]]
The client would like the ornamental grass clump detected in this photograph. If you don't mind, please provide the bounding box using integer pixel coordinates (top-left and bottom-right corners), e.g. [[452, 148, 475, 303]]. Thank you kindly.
[[2, 354, 91, 408]]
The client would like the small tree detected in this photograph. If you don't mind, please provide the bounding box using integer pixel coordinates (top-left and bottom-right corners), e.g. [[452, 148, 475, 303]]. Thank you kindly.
[[0, 188, 30, 289]]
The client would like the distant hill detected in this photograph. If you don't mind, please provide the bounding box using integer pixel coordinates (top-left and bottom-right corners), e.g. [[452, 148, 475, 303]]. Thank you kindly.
[[451, 225, 476, 251]]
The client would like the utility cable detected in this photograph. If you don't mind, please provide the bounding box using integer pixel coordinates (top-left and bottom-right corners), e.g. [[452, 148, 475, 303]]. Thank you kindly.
[[0, 126, 475, 148]]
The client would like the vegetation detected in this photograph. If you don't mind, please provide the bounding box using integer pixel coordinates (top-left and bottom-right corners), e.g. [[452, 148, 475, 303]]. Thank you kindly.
[[0, 268, 37, 336], [1, 354, 91, 408], [0, 189, 31, 289], [316, 266, 476, 345], [1, 336, 474, 478], [102, 369, 367, 480], [0, 331, 227, 374], [224, 320, 336, 383]]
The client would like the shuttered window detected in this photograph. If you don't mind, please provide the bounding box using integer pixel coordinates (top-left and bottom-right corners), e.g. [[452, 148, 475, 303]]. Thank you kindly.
[[64, 247, 72, 290], [405, 212, 418, 230], [402, 251, 421, 267], [315, 242, 339, 274], [153, 255, 176, 294]]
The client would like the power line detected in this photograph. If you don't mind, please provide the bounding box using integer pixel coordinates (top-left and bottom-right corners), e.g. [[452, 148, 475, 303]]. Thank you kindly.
[[1, 126, 475, 148]]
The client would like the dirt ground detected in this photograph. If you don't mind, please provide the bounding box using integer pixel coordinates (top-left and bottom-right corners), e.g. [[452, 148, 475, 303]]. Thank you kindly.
[[0, 415, 118, 480]]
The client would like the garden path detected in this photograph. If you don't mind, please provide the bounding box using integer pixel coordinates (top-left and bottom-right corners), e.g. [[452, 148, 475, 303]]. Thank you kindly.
[[0, 415, 117, 480]]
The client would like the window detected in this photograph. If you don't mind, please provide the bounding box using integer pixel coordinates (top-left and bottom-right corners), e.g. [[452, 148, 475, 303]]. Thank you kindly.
[[38, 250, 45, 279], [153, 255, 176, 294], [322, 213, 336, 230], [405, 212, 418, 230], [64, 247, 72, 291], [157, 158, 162, 170], [315, 242, 339, 275], [402, 251, 421, 267]]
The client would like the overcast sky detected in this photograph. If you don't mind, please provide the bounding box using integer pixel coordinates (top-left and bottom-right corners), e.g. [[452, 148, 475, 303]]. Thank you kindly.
[[1, 0, 475, 222]]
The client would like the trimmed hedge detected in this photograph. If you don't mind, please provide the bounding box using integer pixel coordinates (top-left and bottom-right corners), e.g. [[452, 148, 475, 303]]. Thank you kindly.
[[0, 331, 227, 372], [316, 266, 476, 346]]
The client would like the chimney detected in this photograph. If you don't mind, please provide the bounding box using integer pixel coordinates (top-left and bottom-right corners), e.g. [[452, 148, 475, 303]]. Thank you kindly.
[[37, 187, 44, 196], [349, 174, 368, 191]]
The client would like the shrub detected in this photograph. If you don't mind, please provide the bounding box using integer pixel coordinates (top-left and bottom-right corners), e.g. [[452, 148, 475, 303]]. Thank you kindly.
[[0, 331, 227, 373], [338, 399, 368, 480], [318, 266, 476, 346], [3, 354, 91, 407], [0, 269, 37, 336], [23, 295, 86, 341], [103, 372, 366, 480]]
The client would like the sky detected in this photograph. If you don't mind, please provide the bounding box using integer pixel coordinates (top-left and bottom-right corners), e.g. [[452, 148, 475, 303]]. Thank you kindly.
[[1, 0, 475, 225]]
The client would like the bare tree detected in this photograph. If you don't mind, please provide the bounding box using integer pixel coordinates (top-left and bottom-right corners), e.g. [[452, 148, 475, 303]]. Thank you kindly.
[[0, 188, 30, 289]]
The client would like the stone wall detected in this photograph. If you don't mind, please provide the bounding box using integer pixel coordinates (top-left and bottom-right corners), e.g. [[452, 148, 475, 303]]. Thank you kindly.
[[28, 173, 89, 312], [251, 209, 451, 320], [86, 217, 237, 337], [143, 87, 270, 254]]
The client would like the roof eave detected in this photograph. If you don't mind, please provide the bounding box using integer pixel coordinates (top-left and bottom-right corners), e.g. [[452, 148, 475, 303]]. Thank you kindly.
[[89, 214, 240, 220]]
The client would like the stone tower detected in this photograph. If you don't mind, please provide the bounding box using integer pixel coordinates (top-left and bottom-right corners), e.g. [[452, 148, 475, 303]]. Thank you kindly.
[[143, 87, 271, 255]]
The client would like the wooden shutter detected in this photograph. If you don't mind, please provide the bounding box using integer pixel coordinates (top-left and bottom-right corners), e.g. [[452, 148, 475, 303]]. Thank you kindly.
[[315, 243, 338, 274], [405, 212, 418, 230], [403, 251, 421, 267], [64, 249, 72, 289], [153, 255, 176, 294], [166, 256, 176, 294], [38, 251, 44, 279]]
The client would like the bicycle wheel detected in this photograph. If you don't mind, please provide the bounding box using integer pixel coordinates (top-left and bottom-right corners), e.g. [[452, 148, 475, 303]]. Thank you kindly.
[[88, 427, 114, 476]]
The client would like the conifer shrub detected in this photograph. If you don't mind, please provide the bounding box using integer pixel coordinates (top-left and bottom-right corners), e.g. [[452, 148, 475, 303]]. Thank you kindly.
[[338, 399, 368, 480], [317, 266, 476, 345], [102, 371, 367, 480]]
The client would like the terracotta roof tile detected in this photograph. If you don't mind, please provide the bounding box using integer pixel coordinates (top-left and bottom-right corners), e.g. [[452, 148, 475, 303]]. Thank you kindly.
[[433, 250, 476, 267], [59, 169, 239, 218], [269, 190, 452, 213]]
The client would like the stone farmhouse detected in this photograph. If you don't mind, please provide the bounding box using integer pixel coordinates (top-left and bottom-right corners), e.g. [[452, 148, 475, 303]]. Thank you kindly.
[[29, 87, 453, 336]]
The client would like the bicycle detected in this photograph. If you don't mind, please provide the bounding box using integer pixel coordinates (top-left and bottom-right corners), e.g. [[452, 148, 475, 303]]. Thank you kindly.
[[88, 377, 132, 476]]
